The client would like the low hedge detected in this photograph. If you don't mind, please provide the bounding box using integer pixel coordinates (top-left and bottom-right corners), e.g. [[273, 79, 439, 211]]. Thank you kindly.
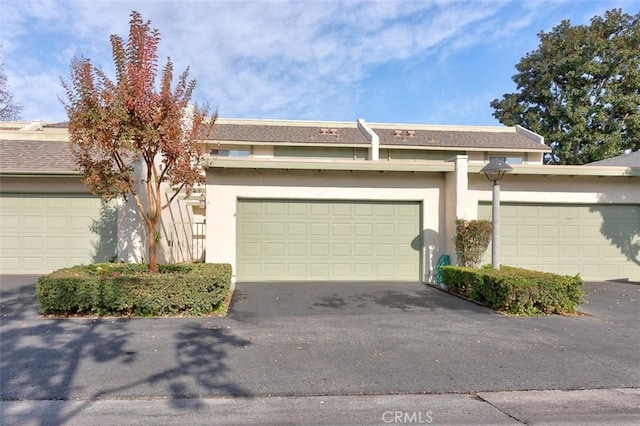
[[36, 263, 232, 317], [441, 265, 584, 315]]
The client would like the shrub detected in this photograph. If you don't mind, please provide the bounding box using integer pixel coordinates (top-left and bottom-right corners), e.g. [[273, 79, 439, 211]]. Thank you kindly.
[[454, 219, 492, 268], [36, 263, 232, 317], [441, 265, 584, 315]]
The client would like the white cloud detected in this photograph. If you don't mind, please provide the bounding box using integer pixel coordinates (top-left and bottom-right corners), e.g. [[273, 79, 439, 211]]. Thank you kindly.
[[2, 0, 622, 123]]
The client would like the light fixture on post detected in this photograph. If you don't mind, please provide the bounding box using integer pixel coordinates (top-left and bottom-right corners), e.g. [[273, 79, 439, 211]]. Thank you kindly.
[[480, 158, 513, 269], [198, 192, 206, 209]]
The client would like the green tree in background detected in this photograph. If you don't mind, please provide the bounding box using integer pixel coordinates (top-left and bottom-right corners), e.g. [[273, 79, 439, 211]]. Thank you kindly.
[[491, 9, 640, 165]]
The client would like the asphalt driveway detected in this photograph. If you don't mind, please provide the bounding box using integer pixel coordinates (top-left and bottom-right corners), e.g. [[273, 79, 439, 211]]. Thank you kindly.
[[1, 276, 638, 407]]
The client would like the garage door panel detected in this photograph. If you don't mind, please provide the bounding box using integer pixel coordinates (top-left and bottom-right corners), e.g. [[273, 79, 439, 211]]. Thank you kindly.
[[265, 263, 285, 276], [47, 216, 68, 230], [331, 263, 350, 276], [332, 223, 351, 236], [376, 244, 395, 256], [288, 263, 307, 276], [332, 244, 351, 256], [354, 243, 373, 257], [310, 223, 329, 236], [288, 243, 307, 256], [264, 242, 285, 256], [310, 243, 329, 256], [237, 200, 420, 281], [353, 204, 373, 216], [331, 204, 351, 215], [265, 203, 285, 215], [47, 237, 67, 250], [520, 245, 538, 257], [265, 222, 285, 235], [541, 225, 559, 237], [354, 223, 373, 236], [479, 203, 639, 281], [311, 203, 330, 215], [24, 215, 45, 230], [310, 263, 329, 277], [1, 215, 19, 229], [580, 245, 599, 257]]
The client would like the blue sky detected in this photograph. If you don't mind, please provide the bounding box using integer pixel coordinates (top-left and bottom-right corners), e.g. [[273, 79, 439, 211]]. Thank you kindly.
[[2, 0, 638, 125]]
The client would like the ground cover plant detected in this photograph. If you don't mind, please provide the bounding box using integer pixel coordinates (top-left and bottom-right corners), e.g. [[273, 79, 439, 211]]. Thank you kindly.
[[36, 263, 232, 317], [441, 265, 584, 315]]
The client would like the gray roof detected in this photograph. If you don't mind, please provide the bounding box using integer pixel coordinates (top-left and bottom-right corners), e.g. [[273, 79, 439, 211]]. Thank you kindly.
[[588, 151, 640, 167], [0, 139, 78, 172], [372, 128, 548, 150], [210, 124, 370, 145], [0, 119, 549, 173], [207, 122, 548, 151]]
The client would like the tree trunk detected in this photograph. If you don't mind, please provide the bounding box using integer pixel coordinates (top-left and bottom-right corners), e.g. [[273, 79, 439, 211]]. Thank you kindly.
[[148, 221, 158, 273]]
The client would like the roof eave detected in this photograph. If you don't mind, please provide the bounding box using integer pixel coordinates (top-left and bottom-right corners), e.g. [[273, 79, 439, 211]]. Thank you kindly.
[[469, 164, 640, 177], [203, 158, 455, 173], [0, 170, 82, 177]]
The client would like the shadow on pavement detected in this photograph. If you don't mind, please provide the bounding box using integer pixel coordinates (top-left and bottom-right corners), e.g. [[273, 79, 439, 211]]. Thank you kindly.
[[229, 281, 495, 321], [0, 275, 253, 426]]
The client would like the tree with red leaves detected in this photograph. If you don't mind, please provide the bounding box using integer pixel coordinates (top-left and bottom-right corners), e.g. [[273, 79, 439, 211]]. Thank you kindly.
[[62, 11, 216, 272]]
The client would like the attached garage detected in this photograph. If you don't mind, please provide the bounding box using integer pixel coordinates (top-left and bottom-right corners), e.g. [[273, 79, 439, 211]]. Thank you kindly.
[[0, 194, 116, 274], [236, 199, 421, 281], [479, 203, 640, 281]]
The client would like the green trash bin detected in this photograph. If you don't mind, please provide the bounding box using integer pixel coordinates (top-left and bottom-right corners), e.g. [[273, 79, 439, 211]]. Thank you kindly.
[[435, 254, 450, 285]]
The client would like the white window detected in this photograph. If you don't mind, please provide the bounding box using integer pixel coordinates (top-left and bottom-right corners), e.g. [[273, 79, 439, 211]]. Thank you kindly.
[[490, 156, 523, 165], [210, 148, 250, 157]]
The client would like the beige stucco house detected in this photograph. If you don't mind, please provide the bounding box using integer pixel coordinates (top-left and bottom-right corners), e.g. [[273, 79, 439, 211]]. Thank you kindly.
[[1, 118, 638, 282]]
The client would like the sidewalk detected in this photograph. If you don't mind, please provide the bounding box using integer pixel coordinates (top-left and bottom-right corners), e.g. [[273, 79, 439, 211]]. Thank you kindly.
[[3, 388, 639, 425]]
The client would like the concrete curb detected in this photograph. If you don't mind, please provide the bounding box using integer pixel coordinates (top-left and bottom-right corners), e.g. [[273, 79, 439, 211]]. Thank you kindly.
[[2, 388, 638, 425]]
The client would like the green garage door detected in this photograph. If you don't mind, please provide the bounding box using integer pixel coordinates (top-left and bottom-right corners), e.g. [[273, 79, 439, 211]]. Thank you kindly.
[[0, 194, 116, 274], [237, 199, 421, 281], [479, 203, 640, 281]]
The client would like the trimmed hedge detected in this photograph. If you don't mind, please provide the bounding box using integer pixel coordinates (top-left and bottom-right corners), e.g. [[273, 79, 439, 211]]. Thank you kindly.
[[36, 263, 232, 317], [441, 265, 584, 315]]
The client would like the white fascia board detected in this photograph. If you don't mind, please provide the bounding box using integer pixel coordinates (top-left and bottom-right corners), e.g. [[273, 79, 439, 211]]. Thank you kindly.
[[0, 170, 82, 177], [204, 157, 454, 173], [468, 163, 640, 177], [201, 140, 368, 148]]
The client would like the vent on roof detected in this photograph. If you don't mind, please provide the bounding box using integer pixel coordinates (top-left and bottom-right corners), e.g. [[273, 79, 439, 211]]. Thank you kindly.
[[393, 130, 416, 140], [319, 128, 339, 135]]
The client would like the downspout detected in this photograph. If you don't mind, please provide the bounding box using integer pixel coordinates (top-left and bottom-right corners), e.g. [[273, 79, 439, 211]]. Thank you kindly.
[[357, 118, 379, 161]]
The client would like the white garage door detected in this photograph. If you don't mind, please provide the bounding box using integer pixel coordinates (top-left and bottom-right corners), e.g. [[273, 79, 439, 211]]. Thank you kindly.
[[237, 199, 421, 281], [479, 203, 640, 281], [0, 194, 117, 274]]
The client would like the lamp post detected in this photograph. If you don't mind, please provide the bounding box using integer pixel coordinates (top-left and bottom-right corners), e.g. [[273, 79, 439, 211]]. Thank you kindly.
[[480, 158, 513, 269]]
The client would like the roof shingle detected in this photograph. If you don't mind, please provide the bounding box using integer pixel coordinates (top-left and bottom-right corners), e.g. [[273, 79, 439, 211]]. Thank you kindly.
[[0, 140, 78, 172], [210, 124, 370, 145], [373, 128, 548, 150]]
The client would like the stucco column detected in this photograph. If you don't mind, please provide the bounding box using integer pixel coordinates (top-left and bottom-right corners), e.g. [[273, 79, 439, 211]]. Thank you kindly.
[[444, 155, 470, 264], [116, 196, 145, 263]]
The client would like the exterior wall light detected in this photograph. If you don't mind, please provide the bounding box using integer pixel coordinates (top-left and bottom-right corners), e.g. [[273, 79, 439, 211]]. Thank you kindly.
[[480, 158, 513, 269], [199, 193, 206, 209]]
